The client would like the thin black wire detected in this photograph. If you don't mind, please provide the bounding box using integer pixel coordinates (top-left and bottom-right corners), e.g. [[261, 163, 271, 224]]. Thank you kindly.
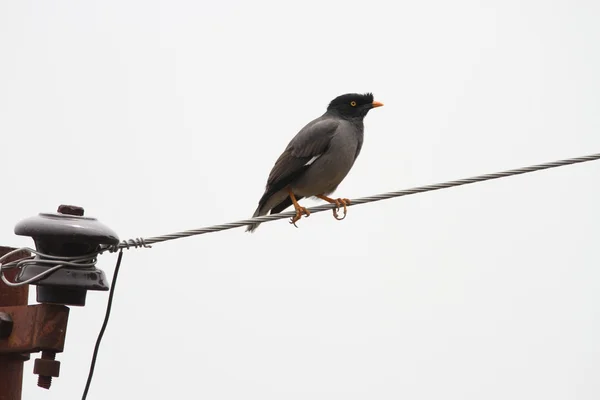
[[82, 251, 124, 400]]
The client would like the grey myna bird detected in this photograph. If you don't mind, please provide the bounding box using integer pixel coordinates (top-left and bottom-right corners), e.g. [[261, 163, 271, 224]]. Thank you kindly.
[[246, 92, 383, 232]]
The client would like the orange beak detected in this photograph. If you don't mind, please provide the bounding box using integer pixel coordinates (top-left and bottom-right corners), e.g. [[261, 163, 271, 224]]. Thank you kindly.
[[372, 101, 384, 108]]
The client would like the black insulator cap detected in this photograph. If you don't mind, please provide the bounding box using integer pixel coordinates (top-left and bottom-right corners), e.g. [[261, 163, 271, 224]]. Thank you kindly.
[[13, 205, 119, 306]]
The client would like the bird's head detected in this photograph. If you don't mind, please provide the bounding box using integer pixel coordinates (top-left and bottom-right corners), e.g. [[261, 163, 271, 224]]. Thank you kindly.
[[327, 93, 383, 119]]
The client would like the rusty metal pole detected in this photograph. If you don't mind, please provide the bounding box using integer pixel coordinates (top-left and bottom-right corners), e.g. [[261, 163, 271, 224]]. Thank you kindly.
[[0, 246, 31, 400]]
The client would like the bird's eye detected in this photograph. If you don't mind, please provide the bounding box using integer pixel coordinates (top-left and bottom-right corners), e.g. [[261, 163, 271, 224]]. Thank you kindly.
[[350, 101, 357, 107]]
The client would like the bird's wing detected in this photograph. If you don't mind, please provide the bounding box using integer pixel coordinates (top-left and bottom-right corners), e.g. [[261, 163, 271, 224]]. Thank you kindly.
[[259, 117, 340, 204], [267, 117, 339, 186], [287, 117, 341, 157]]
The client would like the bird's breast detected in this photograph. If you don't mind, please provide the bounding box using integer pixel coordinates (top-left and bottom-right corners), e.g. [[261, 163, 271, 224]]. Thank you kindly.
[[292, 132, 360, 196]]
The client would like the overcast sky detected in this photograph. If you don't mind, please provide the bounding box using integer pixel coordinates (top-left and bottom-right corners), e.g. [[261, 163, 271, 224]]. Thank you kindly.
[[1, 1, 600, 399]]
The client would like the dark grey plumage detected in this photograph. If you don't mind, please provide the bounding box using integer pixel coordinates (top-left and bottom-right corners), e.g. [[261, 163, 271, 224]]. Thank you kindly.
[[247, 93, 383, 232]]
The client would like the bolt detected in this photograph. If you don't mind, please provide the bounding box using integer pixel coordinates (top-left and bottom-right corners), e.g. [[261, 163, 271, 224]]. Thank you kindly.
[[0, 312, 13, 339], [38, 376, 52, 390], [34, 350, 60, 389], [57, 204, 84, 216]]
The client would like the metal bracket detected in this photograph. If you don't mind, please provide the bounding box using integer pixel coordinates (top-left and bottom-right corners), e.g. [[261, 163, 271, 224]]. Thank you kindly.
[[0, 304, 69, 354]]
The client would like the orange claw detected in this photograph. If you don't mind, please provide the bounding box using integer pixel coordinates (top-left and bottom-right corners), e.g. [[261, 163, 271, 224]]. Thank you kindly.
[[287, 188, 310, 228], [316, 195, 351, 221], [290, 206, 311, 227]]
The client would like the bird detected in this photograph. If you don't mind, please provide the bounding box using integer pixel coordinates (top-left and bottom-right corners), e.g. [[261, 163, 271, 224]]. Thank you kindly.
[[246, 92, 383, 232]]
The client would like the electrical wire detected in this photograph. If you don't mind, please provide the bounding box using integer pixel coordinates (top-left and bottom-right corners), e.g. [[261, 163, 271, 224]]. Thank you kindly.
[[108, 152, 600, 250], [1, 151, 597, 398], [82, 251, 124, 400], [0, 247, 100, 287]]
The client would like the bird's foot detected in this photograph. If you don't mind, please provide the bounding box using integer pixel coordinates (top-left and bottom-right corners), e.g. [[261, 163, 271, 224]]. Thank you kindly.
[[316, 195, 351, 220], [287, 188, 310, 228], [289, 206, 311, 227], [332, 198, 351, 220]]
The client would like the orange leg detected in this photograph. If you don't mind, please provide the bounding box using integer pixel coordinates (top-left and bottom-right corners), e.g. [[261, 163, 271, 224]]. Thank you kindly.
[[288, 188, 310, 227], [316, 194, 351, 220]]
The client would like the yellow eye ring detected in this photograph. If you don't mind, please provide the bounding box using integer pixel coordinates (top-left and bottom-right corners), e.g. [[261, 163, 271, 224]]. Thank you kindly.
[[350, 101, 357, 107]]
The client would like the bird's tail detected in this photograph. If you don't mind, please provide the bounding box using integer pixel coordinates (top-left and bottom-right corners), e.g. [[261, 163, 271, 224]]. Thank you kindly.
[[246, 204, 268, 233], [246, 195, 302, 233]]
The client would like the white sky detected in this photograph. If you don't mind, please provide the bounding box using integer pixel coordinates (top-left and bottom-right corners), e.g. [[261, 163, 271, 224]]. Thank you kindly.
[[1, 1, 600, 399]]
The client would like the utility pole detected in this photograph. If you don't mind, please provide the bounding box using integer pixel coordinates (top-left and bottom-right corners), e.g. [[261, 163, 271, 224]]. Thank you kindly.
[[0, 205, 118, 400], [0, 246, 30, 400]]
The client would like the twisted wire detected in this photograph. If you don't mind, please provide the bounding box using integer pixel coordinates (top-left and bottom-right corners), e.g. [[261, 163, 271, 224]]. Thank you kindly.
[[0, 247, 100, 287], [108, 152, 600, 249]]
